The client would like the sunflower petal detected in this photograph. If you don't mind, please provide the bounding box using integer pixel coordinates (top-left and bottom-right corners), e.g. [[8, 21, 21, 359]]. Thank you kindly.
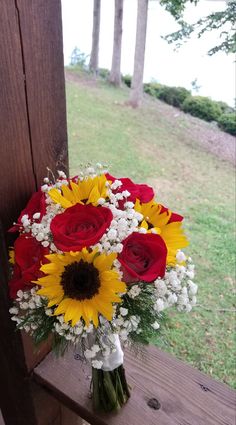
[[54, 298, 72, 315]]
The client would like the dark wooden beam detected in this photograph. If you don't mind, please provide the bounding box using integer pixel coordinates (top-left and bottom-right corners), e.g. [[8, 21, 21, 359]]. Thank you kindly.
[[0, 0, 36, 233], [16, 0, 68, 188], [0, 0, 69, 234], [0, 1, 68, 423], [0, 223, 37, 425]]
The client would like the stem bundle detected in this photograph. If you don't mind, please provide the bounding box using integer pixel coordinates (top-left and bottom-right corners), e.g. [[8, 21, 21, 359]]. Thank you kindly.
[[92, 365, 130, 412]]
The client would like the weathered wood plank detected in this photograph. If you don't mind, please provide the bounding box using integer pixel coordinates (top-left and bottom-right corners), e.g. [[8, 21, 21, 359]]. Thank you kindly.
[[34, 345, 236, 425], [0, 0, 36, 233], [16, 0, 69, 187], [0, 1, 69, 423], [0, 223, 37, 425]]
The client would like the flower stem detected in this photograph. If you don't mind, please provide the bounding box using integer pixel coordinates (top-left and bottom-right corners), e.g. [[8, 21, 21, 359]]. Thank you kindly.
[[92, 365, 130, 412]]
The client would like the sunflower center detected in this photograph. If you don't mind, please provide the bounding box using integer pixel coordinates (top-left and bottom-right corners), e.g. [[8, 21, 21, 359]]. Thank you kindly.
[[61, 260, 100, 300]]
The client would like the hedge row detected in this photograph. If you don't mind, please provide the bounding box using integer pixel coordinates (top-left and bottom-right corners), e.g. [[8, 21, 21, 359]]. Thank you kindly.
[[122, 75, 236, 136]]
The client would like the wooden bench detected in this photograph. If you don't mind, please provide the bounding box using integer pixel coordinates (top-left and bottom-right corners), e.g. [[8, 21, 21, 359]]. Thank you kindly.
[[34, 345, 235, 425]]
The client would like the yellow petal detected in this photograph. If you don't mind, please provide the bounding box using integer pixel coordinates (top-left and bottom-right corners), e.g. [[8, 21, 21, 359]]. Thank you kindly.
[[94, 252, 117, 271], [41, 262, 63, 275], [94, 298, 113, 321], [36, 275, 60, 286], [54, 298, 72, 315], [70, 181, 83, 203], [48, 294, 64, 307], [48, 188, 72, 209], [61, 185, 75, 203]]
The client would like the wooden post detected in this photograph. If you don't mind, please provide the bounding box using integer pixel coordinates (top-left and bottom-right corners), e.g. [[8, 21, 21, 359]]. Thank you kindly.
[[0, 1, 68, 423], [0, 223, 37, 425]]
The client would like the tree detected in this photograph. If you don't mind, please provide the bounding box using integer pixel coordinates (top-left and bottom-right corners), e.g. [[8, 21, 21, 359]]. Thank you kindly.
[[109, 0, 124, 86], [129, 0, 149, 107], [128, 0, 196, 107], [70, 47, 88, 68], [89, 0, 101, 74], [163, 0, 236, 56], [191, 78, 201, 93]]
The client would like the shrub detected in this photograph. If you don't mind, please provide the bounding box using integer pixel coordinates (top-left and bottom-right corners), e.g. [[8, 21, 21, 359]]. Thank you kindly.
[[157, 86, 191, 108], [122, 74, 132, 87], [144, 83, 164, 98], [99, 68, 110, 79], [216, 101, 234, 114], [217, 113, 236, 135], [182, 96, 222, 122]]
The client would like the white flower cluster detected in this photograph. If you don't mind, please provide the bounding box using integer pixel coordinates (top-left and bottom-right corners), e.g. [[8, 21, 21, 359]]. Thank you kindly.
[[10, 287, 43, 333], [153, 252, 197, 313], [23, 204, 63, 251], [53, 314, 85, 343], [113, 314, 141, 344], [127, 285, 142, 299], [72, 163, 109, 181], [93, 183, 143, 255]]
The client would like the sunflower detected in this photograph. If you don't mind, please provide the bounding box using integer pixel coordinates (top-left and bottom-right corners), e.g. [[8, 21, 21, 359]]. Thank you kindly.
[[36, 249, 126, 327], [134, 200, 188, 265], [48, 174, 109, 209]]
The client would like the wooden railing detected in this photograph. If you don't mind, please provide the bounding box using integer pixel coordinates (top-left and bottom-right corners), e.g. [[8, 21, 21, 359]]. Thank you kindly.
[[34, 345, 235, 425]]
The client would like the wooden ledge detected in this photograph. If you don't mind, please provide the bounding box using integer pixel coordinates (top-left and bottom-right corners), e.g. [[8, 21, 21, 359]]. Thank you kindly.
[[34, 345, 235, 425]]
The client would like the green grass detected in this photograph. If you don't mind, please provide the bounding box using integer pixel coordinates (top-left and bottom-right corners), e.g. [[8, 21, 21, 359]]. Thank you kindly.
[[66, 68, 236, 388]]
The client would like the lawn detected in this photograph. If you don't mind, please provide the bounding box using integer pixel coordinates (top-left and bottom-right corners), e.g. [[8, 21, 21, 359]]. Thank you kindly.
[[66, 68, 235, 388]]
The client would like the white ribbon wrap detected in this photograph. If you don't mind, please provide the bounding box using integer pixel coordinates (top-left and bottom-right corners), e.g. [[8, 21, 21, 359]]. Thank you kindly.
[[74, 332, 124, 371], [101, 334, 124, 371]]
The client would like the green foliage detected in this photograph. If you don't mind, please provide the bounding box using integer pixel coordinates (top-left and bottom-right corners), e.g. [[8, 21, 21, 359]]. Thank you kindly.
[[182, 96, 222, 122], [122, 74, 132, 88], [144, 83, 190, 108], [16, 301, 70, 356], [163, 0, 236, 55], [143, 82, 164, 97], [99, 68, 110, 79], [217, 113, 236, 135], [216, 101, 235, 115], [191, 78, 201, 93], [70, 47, 89, 68], [121, 284, 167, 345], [160, 0, 198, 20], [158, 86, 191, 108], [144, 82, 235, 133]]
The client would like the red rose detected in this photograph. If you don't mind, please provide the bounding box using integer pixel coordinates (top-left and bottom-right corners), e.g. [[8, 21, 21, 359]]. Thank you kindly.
[[118, 233, 167, 283], [159, 205, 183, 223], [9, 190, 46, 232], [9, 235, 49, 299], [50, 203, 113, 252], [106, 173, 154, 208]]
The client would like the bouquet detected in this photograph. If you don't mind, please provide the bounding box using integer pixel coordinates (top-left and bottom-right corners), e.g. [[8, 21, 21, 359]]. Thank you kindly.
[[9, 164, 197, 412]]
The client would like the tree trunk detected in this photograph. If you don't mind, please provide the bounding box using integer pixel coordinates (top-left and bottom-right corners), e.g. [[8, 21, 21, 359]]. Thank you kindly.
[[129, 0, 149, 107], [89, 0, 101, 74], [109, 0, 124, 86]]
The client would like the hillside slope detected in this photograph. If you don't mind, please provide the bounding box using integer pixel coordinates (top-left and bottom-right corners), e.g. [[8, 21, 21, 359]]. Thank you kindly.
[[66, 69, 235, 389]]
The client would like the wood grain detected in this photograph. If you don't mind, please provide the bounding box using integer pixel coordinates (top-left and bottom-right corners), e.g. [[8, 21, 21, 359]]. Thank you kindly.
[[34, 345, 236, 425], [16, 0, 69, 187], [0, 223, 37, 425], [0, 1, 69, 423], [0, 0, 36, 233]]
